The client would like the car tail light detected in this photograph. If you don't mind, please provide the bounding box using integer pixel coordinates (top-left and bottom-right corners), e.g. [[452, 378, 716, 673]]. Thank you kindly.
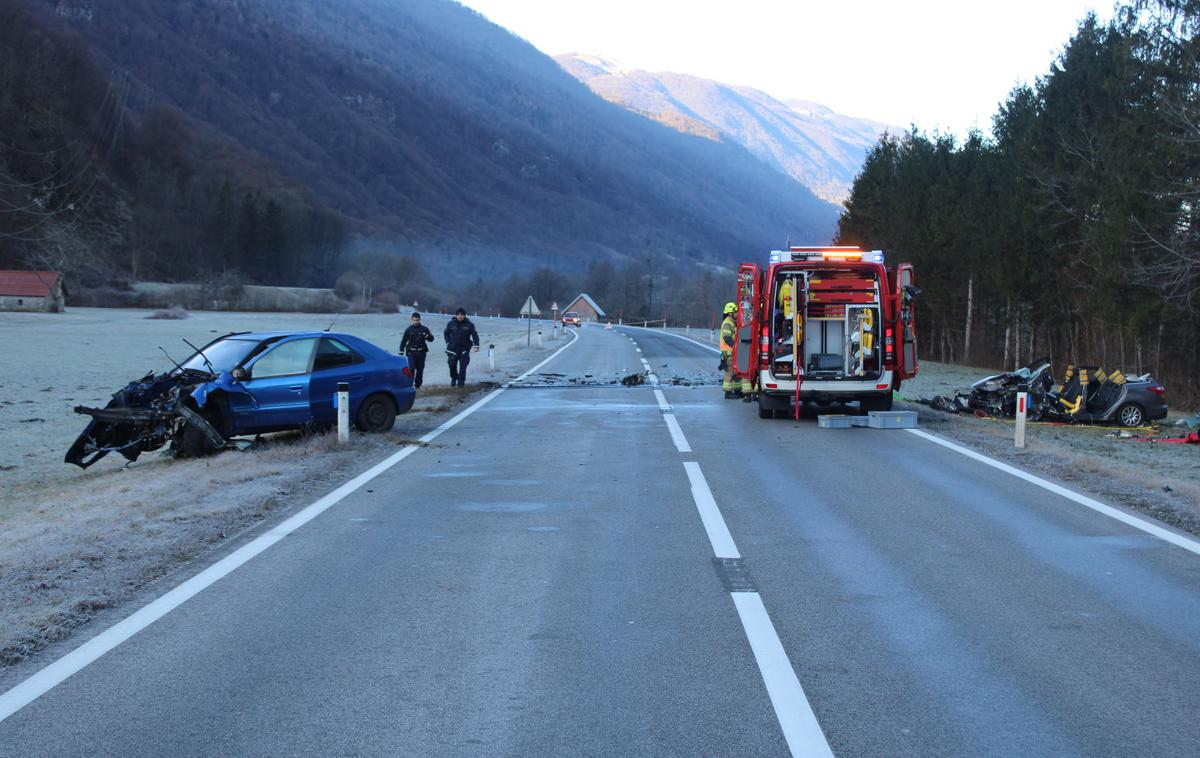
[[1149, 385, 1165, 397], [765, 383, 778, 389], [885, 327, 894, 363], [402, 366, 413, 378], [876, 383, 890, 390], [760, 325, 770, 362]]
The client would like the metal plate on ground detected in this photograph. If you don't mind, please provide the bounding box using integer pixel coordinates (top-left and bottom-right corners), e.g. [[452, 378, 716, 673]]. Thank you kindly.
[[867, 411, 919, 429], [817, 414, 853, 429]]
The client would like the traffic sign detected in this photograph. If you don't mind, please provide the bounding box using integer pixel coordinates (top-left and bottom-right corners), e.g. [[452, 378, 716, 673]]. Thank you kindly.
[[519, 296, 541, 317]]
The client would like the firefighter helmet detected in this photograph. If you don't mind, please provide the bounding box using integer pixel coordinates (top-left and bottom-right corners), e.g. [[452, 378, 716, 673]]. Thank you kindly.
[[723, 302, 737, 315]]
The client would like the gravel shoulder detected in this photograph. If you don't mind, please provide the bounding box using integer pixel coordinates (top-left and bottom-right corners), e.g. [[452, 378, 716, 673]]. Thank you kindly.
[[0, 308, 566, 670]]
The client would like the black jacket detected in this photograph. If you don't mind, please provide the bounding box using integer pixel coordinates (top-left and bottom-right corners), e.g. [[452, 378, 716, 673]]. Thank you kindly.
[[444, 317, 480, 353], [400, 323, 434, 353]]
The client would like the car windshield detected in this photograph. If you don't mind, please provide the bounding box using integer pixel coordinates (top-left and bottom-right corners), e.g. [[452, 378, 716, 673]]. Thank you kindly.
[[179, 337, 263, 373]]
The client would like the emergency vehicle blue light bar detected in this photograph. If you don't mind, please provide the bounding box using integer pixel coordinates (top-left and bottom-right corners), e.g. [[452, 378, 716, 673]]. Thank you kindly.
[[768, 248, 885, 263]]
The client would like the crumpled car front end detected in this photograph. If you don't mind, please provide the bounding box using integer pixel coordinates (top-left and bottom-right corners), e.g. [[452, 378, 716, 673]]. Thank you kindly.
[[963, 358, 1055, 418], [65, 369, 227, 469]]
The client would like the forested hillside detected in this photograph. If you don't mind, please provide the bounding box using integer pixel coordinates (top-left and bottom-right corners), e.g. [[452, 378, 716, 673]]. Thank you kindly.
[[18, 0, 836, 289], [0, 1, 347, 289], [556, 54, 895, 203], [839, 3, 1200, 402]]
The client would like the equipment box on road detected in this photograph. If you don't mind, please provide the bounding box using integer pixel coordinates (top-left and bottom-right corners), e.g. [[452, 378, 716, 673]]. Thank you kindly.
[[866, 411, 918, 429], [817, 414, 853, 429]]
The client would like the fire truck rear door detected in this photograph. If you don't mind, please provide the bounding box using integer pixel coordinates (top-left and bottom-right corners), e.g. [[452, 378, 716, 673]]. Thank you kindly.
[[734, 264, 759, 379], [895, 263, 919, 379]]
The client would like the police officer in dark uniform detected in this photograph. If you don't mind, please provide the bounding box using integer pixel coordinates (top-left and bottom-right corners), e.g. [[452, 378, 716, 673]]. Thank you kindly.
[[444, 308, 480, 387], [399, 311, 435, 388]]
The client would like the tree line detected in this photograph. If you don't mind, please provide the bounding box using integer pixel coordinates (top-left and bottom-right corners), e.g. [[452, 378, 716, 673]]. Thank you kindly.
[[837, 1, 1200, 404]]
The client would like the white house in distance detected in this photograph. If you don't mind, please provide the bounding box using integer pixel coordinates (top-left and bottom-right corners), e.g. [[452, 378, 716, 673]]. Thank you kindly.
[[562, 293, 606, 322], [0, 270, 67, 312]]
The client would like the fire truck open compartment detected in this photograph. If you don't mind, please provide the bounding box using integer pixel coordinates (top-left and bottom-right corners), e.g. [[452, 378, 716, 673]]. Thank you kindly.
[[768, 268, 883, 382], [734, 247, 919, 420]]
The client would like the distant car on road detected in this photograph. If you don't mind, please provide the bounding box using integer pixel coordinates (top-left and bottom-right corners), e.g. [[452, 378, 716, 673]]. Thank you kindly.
[[66, 331, 415, 467], [562, 311, 582, 327]]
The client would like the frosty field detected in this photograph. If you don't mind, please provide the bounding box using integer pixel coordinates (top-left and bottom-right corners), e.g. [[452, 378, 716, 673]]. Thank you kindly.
[[0, 307, 565, 666]]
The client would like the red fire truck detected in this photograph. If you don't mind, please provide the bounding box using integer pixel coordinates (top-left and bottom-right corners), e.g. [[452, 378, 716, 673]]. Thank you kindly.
[[731, 246, 920, 419]]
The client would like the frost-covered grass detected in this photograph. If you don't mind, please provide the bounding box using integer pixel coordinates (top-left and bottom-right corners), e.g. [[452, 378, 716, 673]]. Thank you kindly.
[[0, 307, 562, 668]]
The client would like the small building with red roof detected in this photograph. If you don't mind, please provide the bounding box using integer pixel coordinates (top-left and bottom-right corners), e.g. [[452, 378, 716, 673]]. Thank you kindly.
[[0, 270, 67, 312]]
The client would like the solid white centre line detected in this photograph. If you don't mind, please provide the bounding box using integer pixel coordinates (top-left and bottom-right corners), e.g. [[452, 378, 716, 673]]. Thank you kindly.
[[653, 389, 671, 411], [663, 413, 692, 453], [906, 428, 1200, 556], [732, 592, 835, 758], [683, 462, 738, 558], [0, 329, 584, 724]]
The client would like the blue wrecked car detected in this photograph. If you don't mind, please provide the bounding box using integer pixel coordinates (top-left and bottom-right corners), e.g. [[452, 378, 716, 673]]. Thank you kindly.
[[66, 331, 416, 468]]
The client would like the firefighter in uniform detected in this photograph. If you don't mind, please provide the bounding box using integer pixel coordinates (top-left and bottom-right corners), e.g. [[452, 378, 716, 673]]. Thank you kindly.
[[720, 302, 739, 399]]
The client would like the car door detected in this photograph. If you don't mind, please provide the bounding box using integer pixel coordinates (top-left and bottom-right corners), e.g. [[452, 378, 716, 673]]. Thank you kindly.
[[308, 337, 367, 423], [240, 337, 318, 432]]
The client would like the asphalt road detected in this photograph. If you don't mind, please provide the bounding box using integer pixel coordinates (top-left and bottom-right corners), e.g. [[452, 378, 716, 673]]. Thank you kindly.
[[2, 324, 1199, 757]]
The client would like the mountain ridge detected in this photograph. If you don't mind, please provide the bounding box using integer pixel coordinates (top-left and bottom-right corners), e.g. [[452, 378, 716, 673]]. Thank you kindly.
[[24, 0, 839, 284], [555, 53, 899, 204]]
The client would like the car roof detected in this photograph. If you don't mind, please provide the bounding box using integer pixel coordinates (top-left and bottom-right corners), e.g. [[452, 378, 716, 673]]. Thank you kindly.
[[221, 331, 344, 341]]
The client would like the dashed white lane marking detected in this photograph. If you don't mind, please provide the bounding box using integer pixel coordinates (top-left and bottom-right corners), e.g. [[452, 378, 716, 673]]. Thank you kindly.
[[663, 413, 692, 453], [907, 428, 1200, 556], [636, 348, 642, 353], [655, 375, 831, 756], [683, 462, 739, 558], [625, 326, 721, 354], [653, 389, 671, 411], [0, 330, 585, 724], [732, 593, 835, 758]]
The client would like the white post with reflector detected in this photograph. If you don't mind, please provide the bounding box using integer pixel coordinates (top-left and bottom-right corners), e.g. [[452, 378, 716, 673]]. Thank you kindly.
[[336, 381, 350, 443], [1015, 384, 1028, 449], [488, 344, 495, 372]]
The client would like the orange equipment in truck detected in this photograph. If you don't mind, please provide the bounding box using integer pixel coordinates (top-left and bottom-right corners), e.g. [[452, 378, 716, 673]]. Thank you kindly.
[[729, 246, 919, 419]]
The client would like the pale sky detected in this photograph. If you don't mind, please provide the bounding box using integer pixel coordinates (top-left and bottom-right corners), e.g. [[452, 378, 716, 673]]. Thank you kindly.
[[456, 0, 1114, 135]]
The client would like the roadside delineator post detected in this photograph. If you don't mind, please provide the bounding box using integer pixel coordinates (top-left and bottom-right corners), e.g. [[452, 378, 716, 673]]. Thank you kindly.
[[537, 330, 543, 348], [488, 344, 495, 372], [337, 381, 350, 443], [1015, 383, 1028, 449]]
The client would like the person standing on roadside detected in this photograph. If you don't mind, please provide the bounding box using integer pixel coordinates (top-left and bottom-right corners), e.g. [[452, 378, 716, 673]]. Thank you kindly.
[[444, 307, 480, 387], [399, 311, 435, 389]]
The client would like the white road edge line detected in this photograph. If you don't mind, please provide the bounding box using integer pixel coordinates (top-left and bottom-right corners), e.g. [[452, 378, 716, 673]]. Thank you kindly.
[[653, 389, 671, 411], [732, 592, 835, 758], [663, 413, 692, 453], [906, 428, 1200, 556], [0, 331, 583, 724], [683, 462, 739, 558]]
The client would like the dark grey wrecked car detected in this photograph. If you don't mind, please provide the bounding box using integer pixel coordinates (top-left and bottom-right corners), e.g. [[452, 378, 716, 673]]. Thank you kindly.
[[928, 358, 1169, 428]]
